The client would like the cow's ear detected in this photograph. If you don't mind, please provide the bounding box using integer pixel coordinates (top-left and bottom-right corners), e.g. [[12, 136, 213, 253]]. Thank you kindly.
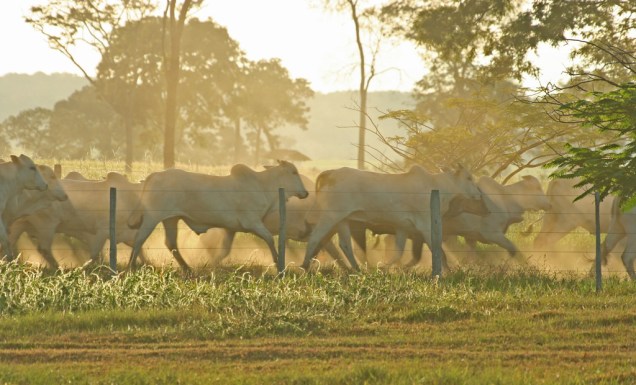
[[10, 155, 20, 165]]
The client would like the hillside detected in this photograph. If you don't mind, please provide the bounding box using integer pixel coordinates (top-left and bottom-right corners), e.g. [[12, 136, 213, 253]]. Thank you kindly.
[[0, 72, 88, 121], [278, 91, 415, 162], [0, 73, 414, 161]]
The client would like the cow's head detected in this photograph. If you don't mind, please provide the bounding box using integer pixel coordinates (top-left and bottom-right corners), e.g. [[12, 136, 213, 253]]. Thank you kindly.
[[444, 166, 489, 217], [11, 154, 47, 191], [266, 160, 309, 200], [520, 175, 551, 211], [37, 165, 68, 201]]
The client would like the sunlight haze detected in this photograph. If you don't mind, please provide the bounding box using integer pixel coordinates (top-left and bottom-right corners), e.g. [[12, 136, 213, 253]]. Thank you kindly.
[[1, 0, 427, 92]]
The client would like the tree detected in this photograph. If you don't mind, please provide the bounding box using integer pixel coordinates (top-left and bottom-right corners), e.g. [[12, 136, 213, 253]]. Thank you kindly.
[[95, 17, 311, 165], [548, 83, 636, 205], [321, 0, 387, 170], [0, 108, 53, 157], [49, 86, 121, 159], [239, 59, 314, 165], [26, 0, 156, 171], [161, 0, 202, 169], [376, 0, 632, 180]]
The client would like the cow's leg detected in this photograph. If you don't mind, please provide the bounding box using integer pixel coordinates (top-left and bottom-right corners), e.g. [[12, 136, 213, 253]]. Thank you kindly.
[[128, 215, 161, 270], [303, 212, 350, 270], [383, 230, 408, 266], [601, 225, 625, 266], [621, 241, 636, 280], [0, 221, 14, 260], [32, 228, 58, 269], [162, 217, 191, 271], [208, 230, 235, 267], [8, 218, 32, 259], [487, 233, 520, 258], [322, 239, 349, 269], [336, 222, 360, 271], [241, 221, 279, 266], [87, 232, 108, 266], [350, 221, 367, 256]]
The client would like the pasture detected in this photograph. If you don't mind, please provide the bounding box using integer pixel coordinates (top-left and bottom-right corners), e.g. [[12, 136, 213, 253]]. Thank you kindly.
[[1, 159, 635, 384], [0, 264, 635, 384]]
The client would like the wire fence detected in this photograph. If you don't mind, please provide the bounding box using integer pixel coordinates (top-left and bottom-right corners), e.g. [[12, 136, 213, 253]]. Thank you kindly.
[[5, 162, 634, 284]]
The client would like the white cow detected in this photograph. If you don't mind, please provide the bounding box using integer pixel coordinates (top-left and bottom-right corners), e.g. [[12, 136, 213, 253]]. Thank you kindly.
[[444, 175, 551, 257], [601, 198, 636, 279], [9, 172, 143, 268], [127, 161, 309, 270], [193, 174, 343, 268], [0, 155, 48, 258], [302, 166, 489, 270], [533, 178, 614, 249]]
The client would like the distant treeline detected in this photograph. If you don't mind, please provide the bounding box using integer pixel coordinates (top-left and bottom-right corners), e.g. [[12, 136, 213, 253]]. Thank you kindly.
[[0, 72, 413, 162]]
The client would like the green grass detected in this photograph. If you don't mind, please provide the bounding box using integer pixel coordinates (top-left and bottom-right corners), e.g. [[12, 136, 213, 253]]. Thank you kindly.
[[0, 262, 635, 384]]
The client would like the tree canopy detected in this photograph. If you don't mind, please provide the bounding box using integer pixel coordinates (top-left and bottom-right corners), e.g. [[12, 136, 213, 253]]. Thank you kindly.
[[375, 0, 635, 187]]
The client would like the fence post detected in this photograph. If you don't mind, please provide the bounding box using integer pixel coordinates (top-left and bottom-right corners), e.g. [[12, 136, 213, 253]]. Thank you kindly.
[[277, 187, 286, 274], [594, 191, 602, 293], [54, 164, 62, 179], [430, 190, 443, 278], [109, 187, 117, 274]]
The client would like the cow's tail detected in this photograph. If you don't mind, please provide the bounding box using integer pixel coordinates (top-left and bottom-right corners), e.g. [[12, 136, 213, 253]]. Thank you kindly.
[[128, 205, 144, 229], [520, 216, 543, 237]]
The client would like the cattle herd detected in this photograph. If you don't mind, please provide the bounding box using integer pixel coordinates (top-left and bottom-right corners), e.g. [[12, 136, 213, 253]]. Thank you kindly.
[[1, 154, 635, 279]]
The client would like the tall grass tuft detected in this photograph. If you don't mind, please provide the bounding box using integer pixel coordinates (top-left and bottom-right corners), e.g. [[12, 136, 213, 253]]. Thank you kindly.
[[1, 261, 634, 338]]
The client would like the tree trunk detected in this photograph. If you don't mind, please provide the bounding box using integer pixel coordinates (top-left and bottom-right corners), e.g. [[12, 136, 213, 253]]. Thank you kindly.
[[164, 70, 178, 169], [254, 125, 262, 166], [348, 0, 366, 170], [162, 0, 193, 170], [125, 115, 133, 174], [234, 117, 242, 164]]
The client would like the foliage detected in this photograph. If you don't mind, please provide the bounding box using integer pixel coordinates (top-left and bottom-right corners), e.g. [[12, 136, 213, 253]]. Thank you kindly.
[[548, 83, 636, 206], [0, 107, 53, 157], [374, 0, 635, 181]]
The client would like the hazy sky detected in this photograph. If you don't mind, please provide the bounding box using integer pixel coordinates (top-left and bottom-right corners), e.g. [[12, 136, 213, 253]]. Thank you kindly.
[[0, 0, 427, 93]]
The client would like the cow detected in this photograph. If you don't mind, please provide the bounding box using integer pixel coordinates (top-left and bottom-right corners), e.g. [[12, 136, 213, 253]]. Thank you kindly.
[[532, 178, 614, 250], [349, 175, 551, 268], [301, 165, 489, 271], [3, 165, 68, 226], [601, 197, 636, 279], [0, 155, 48, 259], [443, 175, 551, 257], [127, 160, 309, 270], [9, 172, 143, 268], [194, 174, 345, 269]]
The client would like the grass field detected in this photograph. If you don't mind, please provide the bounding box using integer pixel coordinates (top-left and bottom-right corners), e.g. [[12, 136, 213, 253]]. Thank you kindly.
[[0, 263, 634, 384], [3, 158, 634, 383]]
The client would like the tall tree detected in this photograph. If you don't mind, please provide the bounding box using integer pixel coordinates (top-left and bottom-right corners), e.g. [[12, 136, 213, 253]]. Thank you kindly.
[[239, 59, 314, 165], [161, 0, 202, 169], [377, 0, 631, 180], [26, 0, 156, 171], [0, 108, 53, 157], [322, 0, 385, 170]]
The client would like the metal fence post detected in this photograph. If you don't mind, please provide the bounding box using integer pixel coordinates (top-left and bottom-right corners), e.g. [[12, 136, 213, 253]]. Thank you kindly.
[[109, 187, 117, 274], [278, 187, 286, 274], [594, 191, 602, 293], [430, 190, 443, 278]]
